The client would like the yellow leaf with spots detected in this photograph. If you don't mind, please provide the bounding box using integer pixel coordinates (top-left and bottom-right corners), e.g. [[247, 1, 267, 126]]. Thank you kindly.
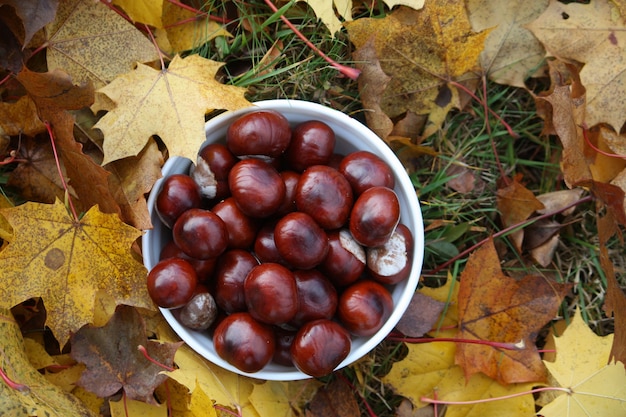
[[346, 2, 488, 129], [45, 0, 159, 89], [0, 199, 153, 346], [93, 54, 251, 165]]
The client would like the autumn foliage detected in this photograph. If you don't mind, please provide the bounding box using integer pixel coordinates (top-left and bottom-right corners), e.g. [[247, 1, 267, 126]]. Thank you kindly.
[[0, 0, 625, 416]]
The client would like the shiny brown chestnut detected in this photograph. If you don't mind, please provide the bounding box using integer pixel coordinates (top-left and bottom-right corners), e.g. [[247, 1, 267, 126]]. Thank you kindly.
[[191, 143, 237, 200], [291, 269, 338, 326], [367, 224, 413, 285], [212, 197, 259, 249], [337, 280, 393, 337], [173, 208, 228, 260], [253, 222, 288, 265], [339, 150, 395, 195], [213, 312, 275, 373], [178, 291, 218, 330], [319, 229, 366, 287], [349, 186, 400, 247], [273, 327, 296, 367], [159, 240, 217, 282], [214, 249, 259, 313], [147, 257, 198, 309], [274, 212, 329, 270], [244, 263, 298, 325], [228, 159, 286, 218], [276, 170, 300, 216], [155, 174, 202, 228], [226, 110, 291, 159], [284, 120, 335, 171], [295, 165, 353, 230], [290, 319, 351, 377]]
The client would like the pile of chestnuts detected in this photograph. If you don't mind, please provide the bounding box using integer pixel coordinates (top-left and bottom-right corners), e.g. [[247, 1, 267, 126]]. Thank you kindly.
[[147, 109, 413, 377]]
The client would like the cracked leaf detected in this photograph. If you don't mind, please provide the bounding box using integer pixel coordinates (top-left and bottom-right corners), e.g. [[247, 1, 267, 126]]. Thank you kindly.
[[93, 54, 251, 165], [0, 199, 153, 346]]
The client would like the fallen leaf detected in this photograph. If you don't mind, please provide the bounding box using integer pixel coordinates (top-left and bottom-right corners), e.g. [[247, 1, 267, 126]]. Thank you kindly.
[[352, 37, 393, 139], [0, 199, 153, 345], [250, 380, 321, 417], [577, 179, 626, 226], [536, 189, 584, 215], [446, 164, 480, 194], [467, 0, 548, 87], [0, 12, 28, 73], [306, 379, 360, 417], [537, 72, 591, 188], [159, 0, 230, 54], [585, 127, 626, 183], [538, 308, 626, 417], [455, 238, 572, 384], [496, 177, 544, 252], [528, 0, 626, 131], [0, 308, 96, 417], [155, 380, 218, 417], [16, 66, 122, 216], [395, 292, 446, 337], [71, 305, 182, 404], [418, 274, 460, 337], [0, 95, 46, 137], [396, 399, 434, 417], [112, 0, 163, 28], [109, 396, 168, 417], [346, 3, 488, 124], [45, 0, 159, 88], [1, 0, 59, 46], [106, 137, 163, 229], [93, 54, 251, 165]]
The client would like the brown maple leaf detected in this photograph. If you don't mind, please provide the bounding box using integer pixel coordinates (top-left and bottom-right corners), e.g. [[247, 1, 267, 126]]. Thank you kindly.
[[455, 238, 572, 384], [71, 305, 182, 404]]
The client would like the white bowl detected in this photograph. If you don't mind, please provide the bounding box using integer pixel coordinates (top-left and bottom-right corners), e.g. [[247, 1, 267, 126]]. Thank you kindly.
[[143, 100, 424, 380]]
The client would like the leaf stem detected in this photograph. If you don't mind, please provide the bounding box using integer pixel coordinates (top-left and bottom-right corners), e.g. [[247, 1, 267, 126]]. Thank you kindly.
[[261, 0, 361, 80], [0, 365, 30, 393], [137, 345, 175, 372], [581, 124, 626, 160], [386, 334, 526, 350], [427, 194, 594, 274], [421, 386, 572, 406], [45, 121, 79, 223]]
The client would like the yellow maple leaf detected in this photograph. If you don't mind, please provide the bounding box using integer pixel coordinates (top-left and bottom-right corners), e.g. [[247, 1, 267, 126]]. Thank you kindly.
[[0, 199, 153, 346], [346, 2, 488, 130], [112, 0, 163, 28], [538, 308, 626, 417], [93, 54, 251, 165], [45, 0, 159, 89], [527, 0, 626, 131], [467, 0, 548, 87]]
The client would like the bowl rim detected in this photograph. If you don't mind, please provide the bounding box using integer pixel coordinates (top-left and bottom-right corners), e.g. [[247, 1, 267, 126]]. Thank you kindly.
[[143, 99, 425, 380]]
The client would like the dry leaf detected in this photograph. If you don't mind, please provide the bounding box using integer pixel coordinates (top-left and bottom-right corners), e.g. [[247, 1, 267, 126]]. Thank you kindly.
[[496, 177, 544, 252], [0, 199, 153, 345], [112, 0, 163, 28], [0, 308, 96, 417], [250, 380, 321, 417], [395, 292, 446, 337], [538, 308, 626, 417], [71, 305, 181, 404], [528, 0, 626, 131], [467, 0, 548, 87], [45, 0, 159, 88], [306, 379, 360, 417], [346, 3, 488, 132], [93, 54, 251, 165], [1, 0, 59, 46], [0, 95, 46, 137], [456, 238, 572, 384]]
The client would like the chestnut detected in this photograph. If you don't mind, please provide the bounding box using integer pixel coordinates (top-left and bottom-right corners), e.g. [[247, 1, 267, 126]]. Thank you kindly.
[[295, 165, 353, 230], [178, 291, 218, 330], [213, 312, 275, 373], [147, 257, 198, 309], [172, 208, 228, 259], [367, 223, 413, 285], [274, 212, 329, 269], [337, 280, 393, 337], [159, 240, 217, 282], [284, 120, 335, 171], [228, 159, 286, 218], [226, 110, 291, 159], [214, 249, 259, 313], [290, 319, 351, 377], [191, 143, 237, 200], [276, 170, 300, 216], [291, 269, 338, 326], [155, 174, 202, 228], [319, 229, 366, 287], [339, 150, 395, 195], [253, 221, 288, 265], [349, 186, 400, 247], [273, 327, 296, 367], [212, 197, 259, 249], [244, 263, 298, 325]]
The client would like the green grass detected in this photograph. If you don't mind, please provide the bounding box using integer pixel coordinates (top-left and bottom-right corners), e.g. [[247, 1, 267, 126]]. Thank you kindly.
[[186, 1, 622, 415]]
